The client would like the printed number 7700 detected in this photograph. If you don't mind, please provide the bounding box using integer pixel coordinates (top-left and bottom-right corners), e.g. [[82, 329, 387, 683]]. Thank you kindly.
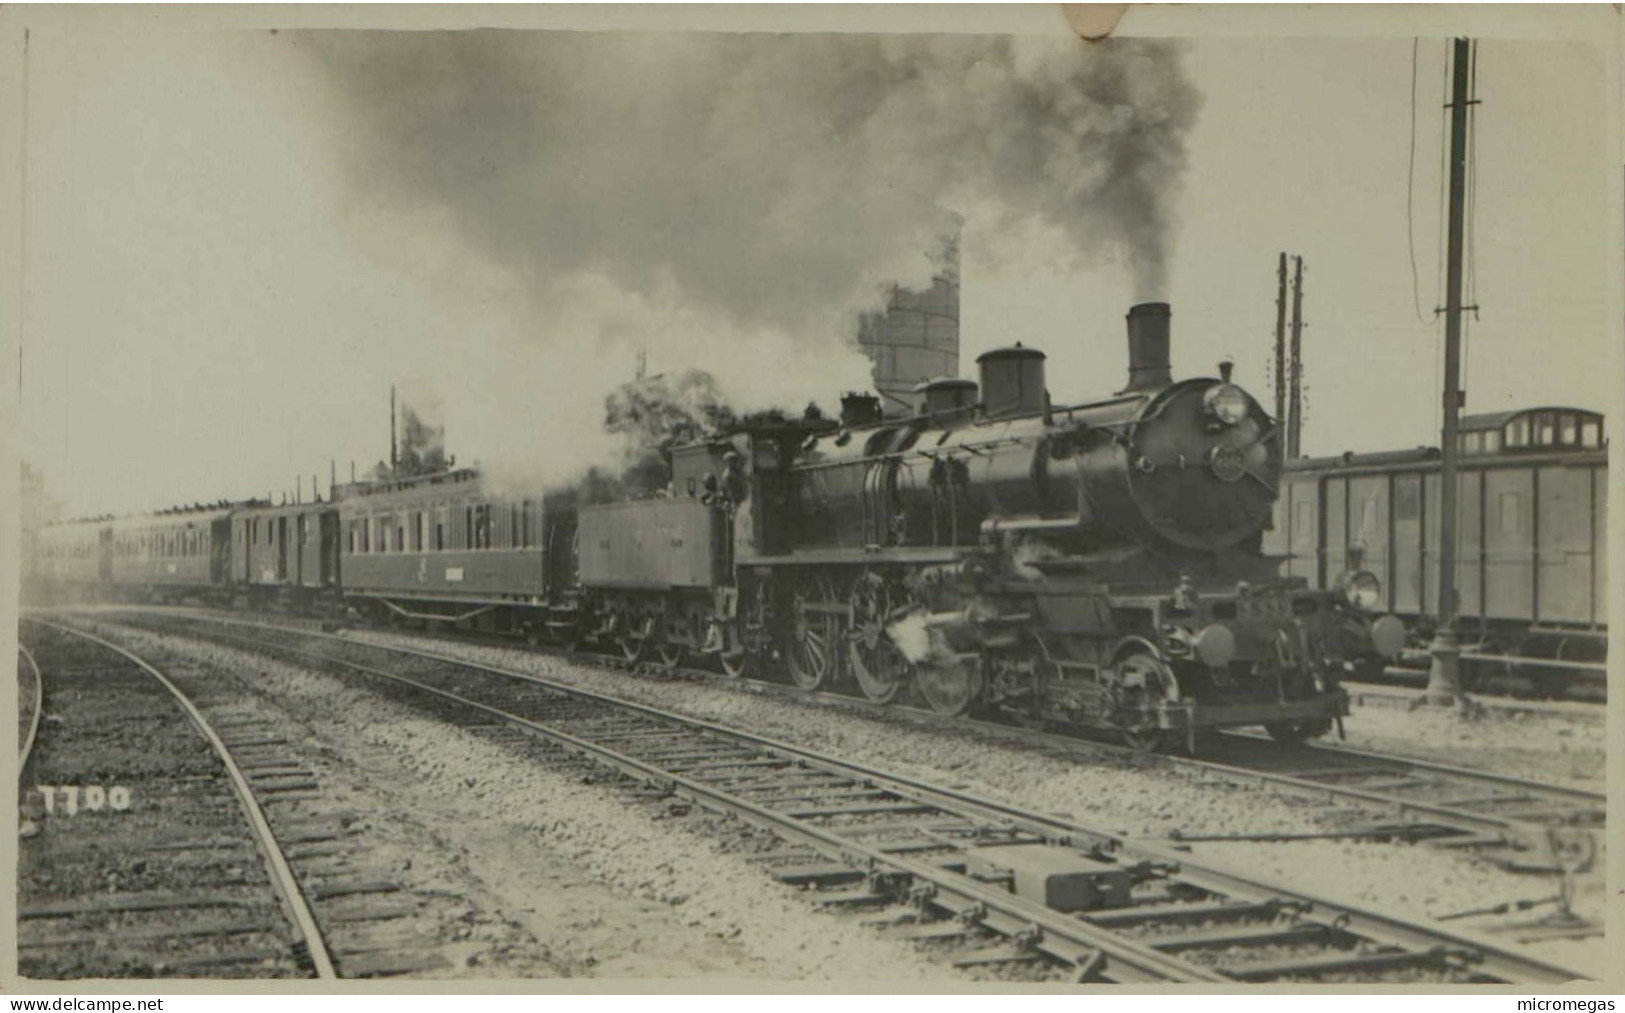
[[35, 785, 131, 815]]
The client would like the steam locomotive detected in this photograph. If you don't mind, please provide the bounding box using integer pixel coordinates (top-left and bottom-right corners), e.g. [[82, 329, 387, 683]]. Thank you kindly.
[[28, 302, 1405, 750]]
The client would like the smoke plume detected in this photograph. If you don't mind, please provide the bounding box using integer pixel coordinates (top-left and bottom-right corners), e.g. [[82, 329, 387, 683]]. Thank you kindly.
[[396, 392, 447, 477], [304, 30, 1198, 326], [601, 368, 736, 496], [296, 30, 1199, 490]]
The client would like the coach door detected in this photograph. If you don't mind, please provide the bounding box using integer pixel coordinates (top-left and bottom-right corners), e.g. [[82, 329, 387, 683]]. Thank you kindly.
[[1537, 465, 1593, 624], [1484, 469, 1535, 619], [277, 517, 289, 581], [320, 512, 339, 587], [1284, 478, 1319, 584]]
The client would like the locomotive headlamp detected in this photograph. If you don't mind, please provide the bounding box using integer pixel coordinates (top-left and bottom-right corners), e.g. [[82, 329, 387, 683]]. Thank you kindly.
[[1338, 569, 1383, 611], [1203, 383, 1249, 426]]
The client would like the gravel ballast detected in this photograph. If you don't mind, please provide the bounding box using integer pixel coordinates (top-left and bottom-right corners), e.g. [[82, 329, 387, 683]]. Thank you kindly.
[[337, 628, 1607, 978], [93, 623, 943, 982]]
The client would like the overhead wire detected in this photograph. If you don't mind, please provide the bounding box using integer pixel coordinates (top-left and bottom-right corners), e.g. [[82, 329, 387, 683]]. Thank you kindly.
[[1406, 37, 1432, 326]]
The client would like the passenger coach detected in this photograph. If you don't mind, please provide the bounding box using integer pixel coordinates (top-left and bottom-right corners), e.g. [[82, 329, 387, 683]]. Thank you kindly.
[[335, 468, 574, 635]]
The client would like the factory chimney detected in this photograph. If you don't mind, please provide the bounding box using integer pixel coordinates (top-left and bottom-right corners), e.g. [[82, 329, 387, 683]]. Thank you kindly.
[[1122, 302, 1173, 393]]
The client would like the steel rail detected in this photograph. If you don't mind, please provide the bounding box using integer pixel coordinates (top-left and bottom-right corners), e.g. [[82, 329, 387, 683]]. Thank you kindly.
[[1221, 729, 1605, 806], [121, 606, 1605, 844], [25, 619, 338, 980], [142, 619, 1222, 982], [124, 611, 1588, 984], [18, 643, 44, 768]]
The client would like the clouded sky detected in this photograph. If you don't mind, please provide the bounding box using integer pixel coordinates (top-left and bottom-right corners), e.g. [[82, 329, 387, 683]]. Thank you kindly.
[[11, 9, 1617, 518]]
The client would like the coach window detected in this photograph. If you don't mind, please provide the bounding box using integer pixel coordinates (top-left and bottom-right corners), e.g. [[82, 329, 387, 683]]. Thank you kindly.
[[361, 518, 370, 553], [1535, 412, 1556, 446], [1506, 418, 1528, 448], [1464, 432, 1482, 453], [465, 507, 474, 549], [1582, 419, 1602, 447], [1484, 430, 1500, 453], [435, 507, 446, 551], [1561, 414, 1577, 446]]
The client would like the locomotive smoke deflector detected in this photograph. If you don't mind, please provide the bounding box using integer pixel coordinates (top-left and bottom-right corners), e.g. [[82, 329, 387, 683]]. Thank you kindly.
[[976, 343, 1047, 419], [1122, 302, 1173, 393]]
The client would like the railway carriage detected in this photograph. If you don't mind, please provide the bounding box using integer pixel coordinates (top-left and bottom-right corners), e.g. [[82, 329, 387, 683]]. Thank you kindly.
[[232, 500, 342, 608], [335, 467, 573, 635], [1264, 406, 1607, 695], [107, 507, 234, 602], [33, 519, 110, 596]]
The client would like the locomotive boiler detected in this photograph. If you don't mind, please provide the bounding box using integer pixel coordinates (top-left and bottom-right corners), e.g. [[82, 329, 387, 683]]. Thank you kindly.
[[694, 302, 1404, 748]]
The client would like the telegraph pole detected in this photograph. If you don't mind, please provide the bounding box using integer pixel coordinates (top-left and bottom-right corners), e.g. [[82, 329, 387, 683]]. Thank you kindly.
[[1287, 255, 1305, 458], [1274, 253, 1288, 430], [389, 385, 398, 476], [1426, 37, 1475, 706]]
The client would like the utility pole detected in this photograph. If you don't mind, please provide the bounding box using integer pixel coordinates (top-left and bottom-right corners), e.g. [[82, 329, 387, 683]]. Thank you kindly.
[[389, 385, 398, 476], [1287, 255, 1305, 458], [1427, 37, 1475, 706], [1274, 252, 1288, 430]]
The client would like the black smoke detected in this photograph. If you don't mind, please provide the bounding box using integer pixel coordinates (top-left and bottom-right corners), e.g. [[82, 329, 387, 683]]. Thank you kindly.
[[301, 29, 1201, 335]]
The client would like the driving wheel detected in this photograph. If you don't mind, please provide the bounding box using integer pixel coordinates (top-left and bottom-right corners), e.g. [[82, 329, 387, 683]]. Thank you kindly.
[[847, 572, 912, 704], [785, 573, 840, 691], [916, 643, 983, 717]]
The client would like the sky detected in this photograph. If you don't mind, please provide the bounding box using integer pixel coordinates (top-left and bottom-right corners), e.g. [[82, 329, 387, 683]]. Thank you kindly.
[[11, 14, 1618, 519]]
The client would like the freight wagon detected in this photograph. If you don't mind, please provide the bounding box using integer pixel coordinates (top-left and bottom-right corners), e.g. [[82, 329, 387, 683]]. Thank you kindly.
[[1263, 406, 1607, 695]]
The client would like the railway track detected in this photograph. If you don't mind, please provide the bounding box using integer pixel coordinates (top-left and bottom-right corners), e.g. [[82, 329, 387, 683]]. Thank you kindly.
[[92, 610, 1589, 983], [19, 643, 43, 764], [1170, 732, 1605, 862], [17, 620, 451, 979], [85, 604, 1607, 863]]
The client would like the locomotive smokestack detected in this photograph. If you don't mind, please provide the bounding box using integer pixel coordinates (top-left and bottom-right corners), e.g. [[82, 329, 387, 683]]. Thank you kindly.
[[1122, 302, 1172, 393]]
